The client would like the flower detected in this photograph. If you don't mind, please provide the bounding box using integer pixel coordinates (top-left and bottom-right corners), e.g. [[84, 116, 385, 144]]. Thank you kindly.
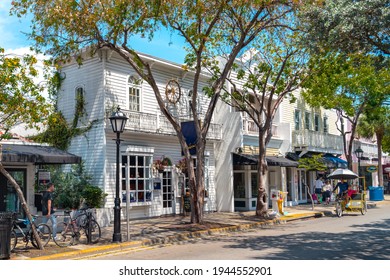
[[153, 156, 171, 172], [176, 158, 187, 173]]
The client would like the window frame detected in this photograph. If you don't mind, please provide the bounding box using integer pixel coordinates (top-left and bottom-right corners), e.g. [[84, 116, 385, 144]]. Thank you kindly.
[[294, 110, 301, 130], [127, 75, 142, 112], [305, 111, 311, 130], [121, 153, 153, 205]]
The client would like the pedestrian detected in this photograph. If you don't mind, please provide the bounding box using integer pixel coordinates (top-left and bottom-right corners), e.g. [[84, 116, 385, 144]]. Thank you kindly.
[[314, 175, 324, 202], [322, 180, 332, 204], [41, 183, 58, 240]]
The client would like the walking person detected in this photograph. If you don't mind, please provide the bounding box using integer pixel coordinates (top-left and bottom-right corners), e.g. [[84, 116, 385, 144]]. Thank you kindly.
[[314, 175, 324, 202], [41, 183, 58, 240], [322, 180, 332, 204]]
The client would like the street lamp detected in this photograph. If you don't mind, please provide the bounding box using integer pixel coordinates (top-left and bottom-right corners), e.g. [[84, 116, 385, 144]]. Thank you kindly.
[[355, 146, 364, 189], [109, 106, 128, 242]]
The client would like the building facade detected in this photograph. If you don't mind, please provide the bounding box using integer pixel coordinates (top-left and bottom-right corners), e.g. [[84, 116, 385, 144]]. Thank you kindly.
[[56, 49, 383, 221], [57, 49, 221, 222]]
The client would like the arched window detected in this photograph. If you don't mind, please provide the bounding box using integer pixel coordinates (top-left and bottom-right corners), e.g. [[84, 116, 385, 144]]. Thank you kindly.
[[128, 75, 142, 112]]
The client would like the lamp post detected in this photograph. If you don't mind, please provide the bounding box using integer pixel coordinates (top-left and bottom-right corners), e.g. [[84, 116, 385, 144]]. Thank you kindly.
[[355, 146, 364, 189], [109, 106, 128, 242]]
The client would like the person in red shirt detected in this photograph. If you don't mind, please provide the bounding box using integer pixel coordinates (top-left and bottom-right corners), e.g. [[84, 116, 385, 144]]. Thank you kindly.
[[345, 185, 357, 208]]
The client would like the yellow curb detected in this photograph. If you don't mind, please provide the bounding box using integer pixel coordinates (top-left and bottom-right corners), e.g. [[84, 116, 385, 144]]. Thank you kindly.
[[30, 240, 146, 260]]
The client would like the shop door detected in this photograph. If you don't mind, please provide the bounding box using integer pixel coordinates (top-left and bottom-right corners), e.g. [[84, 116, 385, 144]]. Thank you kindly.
[[297, 170, 306, 203], [0, 169, 26, 214], [162, 171, 175, 215]]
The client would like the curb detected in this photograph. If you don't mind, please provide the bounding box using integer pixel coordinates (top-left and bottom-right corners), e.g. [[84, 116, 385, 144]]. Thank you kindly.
[[29, 212, 320, 260]]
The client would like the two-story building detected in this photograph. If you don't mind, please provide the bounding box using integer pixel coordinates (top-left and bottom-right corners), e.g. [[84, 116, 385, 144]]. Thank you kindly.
[[57, 49, 222, 221], [213, 83, 347, 211]]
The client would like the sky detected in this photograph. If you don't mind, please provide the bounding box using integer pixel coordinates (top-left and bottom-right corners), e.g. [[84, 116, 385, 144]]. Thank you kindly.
[[0, 0, 186, 64]]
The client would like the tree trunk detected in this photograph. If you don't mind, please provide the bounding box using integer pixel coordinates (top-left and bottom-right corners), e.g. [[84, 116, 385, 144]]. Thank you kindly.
[[188, 141, 206, 224], [0, 163, 44, 250], [256, 133, 268, 217], [306, 183, 315, 211]]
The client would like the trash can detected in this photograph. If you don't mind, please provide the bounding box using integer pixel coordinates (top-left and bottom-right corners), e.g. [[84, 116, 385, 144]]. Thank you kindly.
[[0, 212, 14, 260], [369, 186, 384, 201]]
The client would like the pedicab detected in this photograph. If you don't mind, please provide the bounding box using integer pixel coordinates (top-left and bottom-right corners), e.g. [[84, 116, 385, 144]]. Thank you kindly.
[[327, 168, 367, 217]]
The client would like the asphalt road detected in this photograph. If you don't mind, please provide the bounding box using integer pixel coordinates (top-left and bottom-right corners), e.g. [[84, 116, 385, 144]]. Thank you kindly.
[[90, 203, 390, 260]]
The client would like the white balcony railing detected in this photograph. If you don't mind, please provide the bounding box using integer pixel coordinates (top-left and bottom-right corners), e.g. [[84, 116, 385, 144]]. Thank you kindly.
[[117, 110, 222, 141], [292, 130, 344, 153], [242, 118, 279, 137]]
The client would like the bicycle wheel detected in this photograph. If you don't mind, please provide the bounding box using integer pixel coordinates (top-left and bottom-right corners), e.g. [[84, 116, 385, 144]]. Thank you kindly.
[[53, 222, 75, 247], [83, 219, 101, 244], [10, 229, 17, 251], [31, 223, 51, 249], [335, 201, 343, 217]]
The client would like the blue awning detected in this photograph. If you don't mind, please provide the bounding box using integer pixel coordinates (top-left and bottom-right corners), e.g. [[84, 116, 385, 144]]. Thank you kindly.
[[323, 154, 347, 168]]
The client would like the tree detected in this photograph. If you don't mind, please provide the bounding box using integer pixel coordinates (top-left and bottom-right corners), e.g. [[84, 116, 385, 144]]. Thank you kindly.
[[11, 0, 308, 223], [300, 0, 390, 56], [302, 53, 389, 169], [0, 47, 52, 249], [357, 107, 390, 187], [222, 22, 309, 216], [0, 48, 51, 136]]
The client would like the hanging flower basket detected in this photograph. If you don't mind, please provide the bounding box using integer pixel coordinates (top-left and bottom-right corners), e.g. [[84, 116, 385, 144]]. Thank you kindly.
[[153, 156, 171, 173], [176, 157, 187, 174]]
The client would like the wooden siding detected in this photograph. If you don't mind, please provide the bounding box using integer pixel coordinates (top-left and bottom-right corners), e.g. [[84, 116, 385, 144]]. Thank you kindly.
[[104, 132, 217, 218]]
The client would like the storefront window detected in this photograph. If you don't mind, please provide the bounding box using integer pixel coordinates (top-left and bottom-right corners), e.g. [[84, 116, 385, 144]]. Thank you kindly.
[[234, 172, 245, 198], [0, 169, 25, 214], [122, 154, 152, 203], [251, 173, 258, 198]]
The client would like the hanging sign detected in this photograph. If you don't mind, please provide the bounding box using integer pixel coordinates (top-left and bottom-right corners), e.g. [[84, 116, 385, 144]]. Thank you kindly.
[[38, 171, 51, 185], [366, 166, 377, 173]]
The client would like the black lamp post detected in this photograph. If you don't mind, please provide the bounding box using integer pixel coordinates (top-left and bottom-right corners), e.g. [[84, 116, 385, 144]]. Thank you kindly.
[[355, 146, 364, 189], [109, 106, 128, 242]]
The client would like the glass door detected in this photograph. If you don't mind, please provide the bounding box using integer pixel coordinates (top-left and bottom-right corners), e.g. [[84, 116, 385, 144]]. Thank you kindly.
[[162, 170, 174, 215], [297, 170, 306, 203]]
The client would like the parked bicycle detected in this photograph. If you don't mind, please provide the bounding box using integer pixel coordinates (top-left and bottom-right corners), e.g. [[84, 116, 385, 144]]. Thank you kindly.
[[53, 208, 101, 247], [10, 213, 51, 251]]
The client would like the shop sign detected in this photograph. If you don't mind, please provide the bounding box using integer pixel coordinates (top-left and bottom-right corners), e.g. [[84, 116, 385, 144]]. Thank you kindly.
[[366, 166, 377, 173], [38, 171, 50, 185]]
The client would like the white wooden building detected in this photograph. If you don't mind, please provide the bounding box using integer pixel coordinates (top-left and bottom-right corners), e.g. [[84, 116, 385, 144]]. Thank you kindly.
[[57, 49, 221, 222]]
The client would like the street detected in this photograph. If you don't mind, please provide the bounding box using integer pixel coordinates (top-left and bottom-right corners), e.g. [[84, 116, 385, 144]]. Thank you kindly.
[[90, 203, 390, 260]]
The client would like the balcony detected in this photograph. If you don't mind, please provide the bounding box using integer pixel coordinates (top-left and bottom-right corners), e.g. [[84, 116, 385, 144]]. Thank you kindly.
[[242, 118, 279, 138], [117, 110, 222, 141], [292, 130, 344, 154]]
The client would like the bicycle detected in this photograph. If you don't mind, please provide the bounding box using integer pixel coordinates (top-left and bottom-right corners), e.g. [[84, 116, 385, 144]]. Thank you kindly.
[[10, 214, 51, 251], [53, 208, 101, 247]]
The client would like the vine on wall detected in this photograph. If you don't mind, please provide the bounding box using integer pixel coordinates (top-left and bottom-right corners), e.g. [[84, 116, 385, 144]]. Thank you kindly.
[[32, 71, 97, 150]]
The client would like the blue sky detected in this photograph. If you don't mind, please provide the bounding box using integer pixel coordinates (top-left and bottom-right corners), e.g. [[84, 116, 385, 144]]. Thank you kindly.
[[0, 0, 186, 64]]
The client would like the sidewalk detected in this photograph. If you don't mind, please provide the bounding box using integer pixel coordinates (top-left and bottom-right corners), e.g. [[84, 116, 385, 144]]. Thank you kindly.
[[10, 195, 390, 260]]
